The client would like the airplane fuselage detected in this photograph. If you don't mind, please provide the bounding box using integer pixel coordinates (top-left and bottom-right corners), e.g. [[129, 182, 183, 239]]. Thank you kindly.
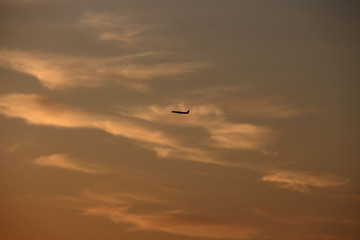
[[172, 110, 190, 114]]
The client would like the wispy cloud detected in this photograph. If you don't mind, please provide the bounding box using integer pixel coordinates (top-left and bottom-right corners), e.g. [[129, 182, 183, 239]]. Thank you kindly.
[[305, 234, 355, 240], [0, 49, 207, 91], [253, 208, 360, 226], [44, 190, 259, 239], [124, 104, 224, 126], [185, 86, 314, 119], [85, 207, 259, 239], [79, 12, 155, 45], [223, 97, 315, 119], [109, 62, 207, 79], [122, 104, 275, 154], [0, 93, 176, 146], [81, 190, 166, 205], [34, 153, 106, 174], [0, 94, 223, 166], [0, 0, 63, 5], [6, 142, 25, 153], [261, 169, 350, 194], [208, 123, 274, 153]]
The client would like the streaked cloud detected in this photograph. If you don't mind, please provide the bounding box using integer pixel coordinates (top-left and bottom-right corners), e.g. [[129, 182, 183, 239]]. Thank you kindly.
[[81, 189, 166, 205], [1, 1, 358, 239], [223, 97, 315, 119], [261, 169, 350, 194], [124, 103, 224, 126], [85, 207, 259, 239], [45, 190, 259, 239], [208, 123, 274, 153], [0, 0, 59, 4], [305, 234, 355, 240], [34, 153, 105, 174], [0, 93, 176, 146], [186, 86, 313, 119], [79, 12, 155, 45], [185, 85, 250, 97], [0, 93, 223, 165], [109, 62, 207, 79], [0, 49, 207, 91], [301, 216, 360, 226], [6, 142, 25, 153], [253, 208, 360, 226], [123, 104, 275, 153]]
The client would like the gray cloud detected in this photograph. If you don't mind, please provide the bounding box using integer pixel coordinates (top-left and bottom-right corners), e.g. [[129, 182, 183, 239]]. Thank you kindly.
[[78, 11, 155, 45]]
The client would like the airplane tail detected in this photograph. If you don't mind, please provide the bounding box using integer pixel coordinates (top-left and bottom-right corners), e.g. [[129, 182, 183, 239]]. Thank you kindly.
[[187, 110, 190, 113]]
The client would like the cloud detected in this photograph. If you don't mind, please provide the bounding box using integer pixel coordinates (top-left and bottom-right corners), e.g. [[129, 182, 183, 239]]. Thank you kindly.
[[6, 142, 24, 153], [85, 207, 259, 239], [0, 94, 224, 166], [122, 104, 275, 154], [124, 104, 224, 126], [107, 62, 207, 80], [151, 145, 228, 166], [0, 93, 176, 146], [302, 216, 360, 226], [224, 97, 315, 119], [253, 208, 360, 227], [305, 234, 355, 240], [208, 123, 274, 153], [185, 86, 314, 119], [0, 49, 207, 91], [34, 153, 106, 173], [81, 190, 166, 205], [45, 190, 259, 239], [0, 0, 58, 4], [79, 12, 155, 45], [261, 169, 350, 193]]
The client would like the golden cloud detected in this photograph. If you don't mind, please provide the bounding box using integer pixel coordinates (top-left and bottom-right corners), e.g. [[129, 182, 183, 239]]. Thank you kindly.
[[261, 169, 350, 193], [0, 49, 207, 91], [85, 207, 259, 239], [0, 94, 223, 165], [34, 153, 106, 174], [122, 103, 275, 153], [45, 190, 259, 239]]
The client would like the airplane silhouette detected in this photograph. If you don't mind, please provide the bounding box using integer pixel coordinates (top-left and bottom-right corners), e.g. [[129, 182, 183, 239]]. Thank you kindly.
[[172, 110, 190, 114]]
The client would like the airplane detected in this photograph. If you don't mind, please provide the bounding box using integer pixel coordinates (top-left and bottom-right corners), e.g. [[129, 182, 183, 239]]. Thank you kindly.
[[172, 110, 190, 114]]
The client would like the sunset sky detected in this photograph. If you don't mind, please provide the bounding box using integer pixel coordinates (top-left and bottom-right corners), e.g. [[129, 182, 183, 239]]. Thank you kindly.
[[0, 1, 359, 240]]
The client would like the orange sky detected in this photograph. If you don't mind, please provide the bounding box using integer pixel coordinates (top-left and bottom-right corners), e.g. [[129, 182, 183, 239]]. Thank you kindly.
[[1, 1, 359, 240]]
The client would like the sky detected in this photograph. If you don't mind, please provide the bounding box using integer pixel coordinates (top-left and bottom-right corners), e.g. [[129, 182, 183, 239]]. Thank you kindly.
[[0, 0, 359, 239]]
